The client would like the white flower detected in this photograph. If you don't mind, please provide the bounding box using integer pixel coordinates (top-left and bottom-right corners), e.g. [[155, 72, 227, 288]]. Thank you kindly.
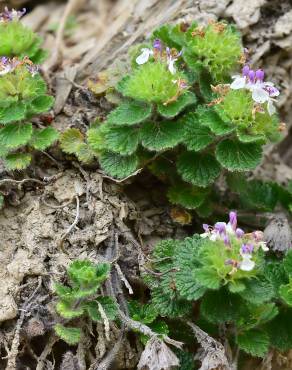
[[0, 65, 12, 75], [230, 75, 247, 90], [259, 241, 269, 252], [239, 253, 255, 271], [167, 57, 177, 75], [136, 48, 153, 65]]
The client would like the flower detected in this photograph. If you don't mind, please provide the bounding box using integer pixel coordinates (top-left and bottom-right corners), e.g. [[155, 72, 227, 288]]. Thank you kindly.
[[0, 56, 39, 77], [166, 47, 182, 75], [240, 253, 255, 271], [136, 48, 154, 65], [153, 39, 162, 52], [0, 7, 26, 22], [230, 65, 280, 115]]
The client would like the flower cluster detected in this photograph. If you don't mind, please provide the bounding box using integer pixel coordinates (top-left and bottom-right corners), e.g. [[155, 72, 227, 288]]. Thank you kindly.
[[201, 211, 268, 272], [0, 56, 39, 77], [230, 65, 280, 115], [0, 7, 26, 22], [136, 39, 183, 76]]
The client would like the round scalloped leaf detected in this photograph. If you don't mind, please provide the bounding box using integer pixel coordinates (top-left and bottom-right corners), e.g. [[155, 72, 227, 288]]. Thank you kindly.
[[237, 132, 266, 144], [0, 122, 33, 149], [4, 152, 32, 170], [141, 120, 184, 151], [30, 95, 54, 114], [30, 127, 59, 150], [239, 278, 275, 305], [54, 324, 81, 345], [157, 92, 197, 118], [104, 125, 140, 155], [99, 151, 139, 179], [0, 103, 27, 124], [60, 128, 84, 154], [236, 329, 269, 358], [215, 139, 262, 171], [177, 152, 221, 187], [167, 182, 207, 209], [76, 143, 95, 164], [107, 101, 152, 126], [197, 107, 234, 135], [182, 112, 214, 151]]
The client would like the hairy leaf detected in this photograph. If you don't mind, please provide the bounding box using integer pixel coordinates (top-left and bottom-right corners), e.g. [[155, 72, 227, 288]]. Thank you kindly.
[[60, 128, 84, 154], [104, 125, 140, 155], [30, 127, 59, 150], [99, 151, 139, 179], [167, 182, 207, 209], [4, 152, 32, 170], [177, 152, 221, 187], [141, 120, 184, 151], [107, 101, 152, 126], [0, 122, 32, 148], [55, 324, 81, 345], [215, 139, 262, 171], [157, 92, 197, 118], [183, 112, 214, 151], [237, 329, 269, 358]]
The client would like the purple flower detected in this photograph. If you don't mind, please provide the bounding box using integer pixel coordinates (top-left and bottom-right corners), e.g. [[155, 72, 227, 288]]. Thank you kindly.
[[241, 244, 254, 254], [248, 70, 256, 83], [153, 39, 162, 52], [229, 211, 237, 230], [0, 7, 26, 22], [203, 224, 210, 232], [235, 228, 244, 238], [27, 64, 39, 77], [214, 222, 226, 235], [242, 65, 250, 76], [255, 69, 265, 82]]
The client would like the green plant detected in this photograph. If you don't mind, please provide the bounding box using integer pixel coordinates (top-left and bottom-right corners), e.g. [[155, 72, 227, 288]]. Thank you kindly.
[[54, 260, 118, 345], [0, 57, 57, 170], [142, 212, 292, 363], [0, 7, 46, 63], [60, 21, 283, 214]]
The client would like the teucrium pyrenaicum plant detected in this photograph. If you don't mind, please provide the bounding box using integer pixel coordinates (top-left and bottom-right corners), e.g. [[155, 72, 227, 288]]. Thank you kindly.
[[60, 21, 284, 214], [0, 8, 57, 171]]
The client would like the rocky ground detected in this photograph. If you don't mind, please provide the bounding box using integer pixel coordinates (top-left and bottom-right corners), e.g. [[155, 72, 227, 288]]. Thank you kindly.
[[0, 0, 292, 369]]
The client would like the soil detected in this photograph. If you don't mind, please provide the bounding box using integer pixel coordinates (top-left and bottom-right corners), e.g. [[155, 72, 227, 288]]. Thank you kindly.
[[0, 0, 292, 369]]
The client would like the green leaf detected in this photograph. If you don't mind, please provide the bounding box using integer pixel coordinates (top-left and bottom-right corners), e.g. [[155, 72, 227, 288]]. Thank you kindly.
[[141, 120, 184, 151], [197, 107, 234, 135], [177, 152, 221, 187], [157, 92, 197, 118], [201, 289, 242, 324], [0, 123, 32, 148], [215, 139, 262, 171], [129, 301, 158, 324], [107, 101, 152, 126], [60, 128, 84, 154], [228, 280, 246, 293], [279, 279, 292, 306], [30, 127, 59, 150], [239, 278, 275, 305], [30, 95, 54, 114], [104, 125, 140, 155], [265, 309, 292, 351], [151, 286, 192, 318], [86, 297, 118, 322], [0, 194, 4, 210], [53, 283, 73, 300], [76, 143, 94, 163], [4, 152, 32, 170], [237, 329, 269, 358], [283, 250, 292, 276], [99, 151, 139, 179], [56, 300, 84, 319], [194, 268, 221, 289], [183, 112, 214, 151], [174, 236, 207, 300], [0, 103, 27, 124], [54, 324, 81, 345], [87, 125, 107, 152], [152, 24, 182, 49], [167, 182, 207, 209], [264, 261, 288, 293], [68, 260, 110, 289], [237, 132, 266, 144]]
